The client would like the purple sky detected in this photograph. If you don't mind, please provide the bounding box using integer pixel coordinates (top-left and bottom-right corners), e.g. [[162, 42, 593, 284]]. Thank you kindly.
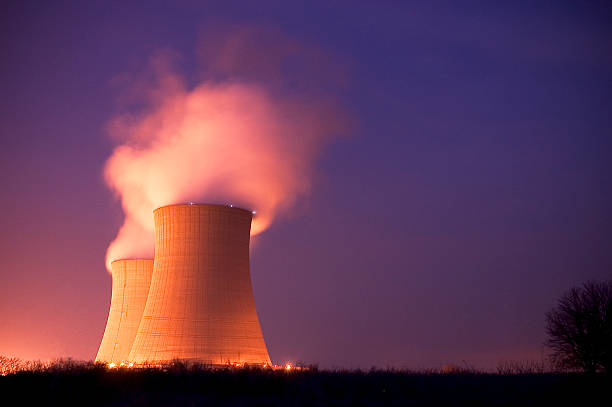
[[1, 1, 611, 370]]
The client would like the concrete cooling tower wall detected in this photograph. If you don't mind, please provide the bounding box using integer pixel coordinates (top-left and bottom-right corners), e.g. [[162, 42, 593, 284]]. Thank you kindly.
[[129, 204, 270, 365], [95, 259, 154, 364]]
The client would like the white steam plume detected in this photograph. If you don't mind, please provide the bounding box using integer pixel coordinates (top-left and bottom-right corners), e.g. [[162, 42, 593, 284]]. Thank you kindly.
[[104, 32, 347, 271]]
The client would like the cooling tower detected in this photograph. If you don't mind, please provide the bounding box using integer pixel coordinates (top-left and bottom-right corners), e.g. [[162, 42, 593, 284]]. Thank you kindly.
[[129, 204, 270, 365], [95, 259, 154, 364]]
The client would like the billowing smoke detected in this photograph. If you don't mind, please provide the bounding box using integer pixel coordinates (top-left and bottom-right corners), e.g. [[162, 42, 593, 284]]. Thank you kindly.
[[104, 28, 347, 271]]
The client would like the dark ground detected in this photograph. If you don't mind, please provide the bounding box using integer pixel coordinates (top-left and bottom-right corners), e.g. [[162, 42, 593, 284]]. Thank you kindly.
[[0, 364, 608, 406]]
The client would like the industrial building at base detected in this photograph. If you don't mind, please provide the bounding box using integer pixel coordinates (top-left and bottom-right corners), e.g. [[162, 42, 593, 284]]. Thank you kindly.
[[95, 204, 271, 366]]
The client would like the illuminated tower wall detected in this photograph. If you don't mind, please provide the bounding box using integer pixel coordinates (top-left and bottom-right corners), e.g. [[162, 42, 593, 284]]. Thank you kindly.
[[95, 259, 154, 364], [129, 204, 270, 365]]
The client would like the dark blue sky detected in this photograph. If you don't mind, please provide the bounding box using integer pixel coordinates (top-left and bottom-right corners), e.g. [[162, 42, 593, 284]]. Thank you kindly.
[[1, 1, 611, 369]]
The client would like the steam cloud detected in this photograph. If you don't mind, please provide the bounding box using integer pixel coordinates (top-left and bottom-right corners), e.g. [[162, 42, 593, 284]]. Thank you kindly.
[[104, 29, 347, 271]]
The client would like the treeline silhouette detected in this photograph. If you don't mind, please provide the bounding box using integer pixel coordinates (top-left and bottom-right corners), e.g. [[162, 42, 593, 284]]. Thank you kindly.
[[0, 358, 608, 406]]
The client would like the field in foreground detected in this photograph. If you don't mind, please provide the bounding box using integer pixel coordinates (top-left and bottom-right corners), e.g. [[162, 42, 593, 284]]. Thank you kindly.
[[0, 362, 608, 406]]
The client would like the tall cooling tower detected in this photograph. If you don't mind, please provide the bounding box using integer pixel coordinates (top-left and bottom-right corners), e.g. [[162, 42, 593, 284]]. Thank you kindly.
[[129, 204, 270, 365], [95, 259, 154, 364]]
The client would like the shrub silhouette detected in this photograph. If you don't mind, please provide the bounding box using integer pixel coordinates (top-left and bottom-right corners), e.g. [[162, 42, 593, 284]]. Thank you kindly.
[[0, 356, 22, 376], [545, 280, 612, 373], [0, 361, 609, 406]]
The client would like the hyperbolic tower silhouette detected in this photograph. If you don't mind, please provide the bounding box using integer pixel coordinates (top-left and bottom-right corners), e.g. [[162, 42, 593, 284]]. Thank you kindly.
[[127, 204, 270, 365], [95, 259, 154, 364]]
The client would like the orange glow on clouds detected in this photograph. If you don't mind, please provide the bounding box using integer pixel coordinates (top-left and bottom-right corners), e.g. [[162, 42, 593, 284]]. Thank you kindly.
[[104, 51, 346, 271]]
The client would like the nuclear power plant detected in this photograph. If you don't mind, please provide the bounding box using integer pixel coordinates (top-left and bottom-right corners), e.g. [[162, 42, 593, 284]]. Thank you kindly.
[[96, 204, 270, 366]]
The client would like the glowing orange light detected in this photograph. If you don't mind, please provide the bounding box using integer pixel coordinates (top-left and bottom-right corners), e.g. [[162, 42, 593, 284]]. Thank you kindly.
[[262, 363, 267, 368], [108, 362, 116, 368], [128, 362, 134, 367], [120, 362, 125, 367], [285, 363, 292, 370]]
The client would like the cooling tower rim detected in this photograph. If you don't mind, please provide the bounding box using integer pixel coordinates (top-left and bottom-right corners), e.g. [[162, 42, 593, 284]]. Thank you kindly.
[[153, 203, 253, 215], [110, 258, 154, 265]]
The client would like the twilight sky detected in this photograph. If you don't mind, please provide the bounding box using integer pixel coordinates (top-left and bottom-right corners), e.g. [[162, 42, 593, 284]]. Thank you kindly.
[[1, 1, 611, 370]]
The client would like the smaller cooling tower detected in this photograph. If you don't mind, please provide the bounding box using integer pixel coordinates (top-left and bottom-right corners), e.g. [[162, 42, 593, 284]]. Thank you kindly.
[[95, 259, 153, 364]]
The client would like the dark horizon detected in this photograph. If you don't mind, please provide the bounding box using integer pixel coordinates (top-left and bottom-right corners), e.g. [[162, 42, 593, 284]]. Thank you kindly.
[[1, 1, 611, 370]]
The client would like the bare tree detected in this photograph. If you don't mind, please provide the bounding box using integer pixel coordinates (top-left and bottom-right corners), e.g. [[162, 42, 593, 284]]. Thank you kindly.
[[545, 280, 612, 373]]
